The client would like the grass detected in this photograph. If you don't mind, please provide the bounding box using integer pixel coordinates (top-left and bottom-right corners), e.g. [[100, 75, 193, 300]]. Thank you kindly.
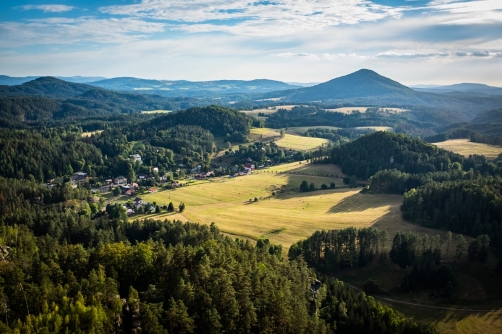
[[274, 134, 329, 151], [248, 128, 329, 151], [434, 139, 502, 159], [240, 105, 297, 118], [136, 162, 455, 251]]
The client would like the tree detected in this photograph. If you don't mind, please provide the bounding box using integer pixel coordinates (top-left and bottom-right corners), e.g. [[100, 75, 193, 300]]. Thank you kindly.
[[349, 175, 357, 188], [280, 128, 285, 137], [445, 231, 452, 261], [330, 182, 336, 189], [309, 182, 316, 191], [155, 205, 161, 213], [300, 180, 309, 192], [179, 202, 185, 212], [455, 234, 467, 262], [321, 183, 328, 190], [167, 202, 174, 212], [112, 187, 121, 196], [468, 234, 490, 263]]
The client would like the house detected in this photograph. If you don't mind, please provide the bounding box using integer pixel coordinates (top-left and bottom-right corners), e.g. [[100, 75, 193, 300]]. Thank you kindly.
[[126, 209, 135, 216], [114, 176, 127, 185], [99, 185, 111, 193], [246, 157, 253, 162], [133, 197, 143, 206], [125, 189, 135, 196], [151, 167, 159, 173], [171, 181, 181, 188], [130, 182, 139, 189], [149, 187, 157, 193], [244, 163, 255, 171], [130, 154, 142, 164]]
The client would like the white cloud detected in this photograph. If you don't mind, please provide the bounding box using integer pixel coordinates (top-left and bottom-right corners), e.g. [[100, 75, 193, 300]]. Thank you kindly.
[[0, 17, 165, 47], [18, 4, 75, 13], [375, 51, 449, 58], [427, 0, 502, 24], [272, 52, 319, 59], [100, 0, 404, 36], [471, 50, 491, 56]]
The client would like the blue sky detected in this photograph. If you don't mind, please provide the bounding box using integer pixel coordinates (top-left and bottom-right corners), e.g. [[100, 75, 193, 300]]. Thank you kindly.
[[0, 0, 501, 85]]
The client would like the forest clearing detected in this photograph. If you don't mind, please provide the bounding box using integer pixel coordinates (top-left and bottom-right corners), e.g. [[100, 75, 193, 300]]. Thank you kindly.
[[434, 139, 502, 159]]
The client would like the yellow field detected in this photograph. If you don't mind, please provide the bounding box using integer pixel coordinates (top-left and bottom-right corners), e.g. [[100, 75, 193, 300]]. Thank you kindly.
[[434, 139, 502, 159], [248, 128, 329, 151], [135, 162, 455, 251], [141, 110, 171, 114], [274, 134, 329, 151]]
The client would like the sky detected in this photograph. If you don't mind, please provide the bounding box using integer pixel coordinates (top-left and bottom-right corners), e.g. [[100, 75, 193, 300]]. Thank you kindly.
[[0, 0, 501, 85]]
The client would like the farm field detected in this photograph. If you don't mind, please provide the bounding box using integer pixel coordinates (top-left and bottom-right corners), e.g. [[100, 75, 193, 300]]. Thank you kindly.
[[434, 139, 502, 159], [247, 128, 329, 151], [274, 134, 329, 151], [137, 162, 457, 251]]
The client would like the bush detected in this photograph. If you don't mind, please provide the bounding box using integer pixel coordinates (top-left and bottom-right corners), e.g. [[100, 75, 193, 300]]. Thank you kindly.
[[363, 279, 381, 295], [321, 183, 328, 190], [330, 182, 336, 189]]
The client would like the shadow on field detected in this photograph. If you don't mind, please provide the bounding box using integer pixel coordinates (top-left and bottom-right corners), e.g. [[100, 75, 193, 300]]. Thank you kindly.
[[272, 187, 357, 201], [326, 191, 391, 214]]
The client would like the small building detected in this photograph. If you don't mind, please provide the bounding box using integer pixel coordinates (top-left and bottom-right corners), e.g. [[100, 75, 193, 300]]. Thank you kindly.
[[152, 167, 159, 173], [149, 187, 157, 193], [114, 176, 127, 185], [130, 154, 142, 164]]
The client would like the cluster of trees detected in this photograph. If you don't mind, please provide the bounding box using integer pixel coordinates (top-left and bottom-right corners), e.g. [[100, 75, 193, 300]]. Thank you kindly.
[[0, 181, 436, 333], [390, 231, 461, 294], [304, 128, 374, 146], [288, 228, 389, 272], [401, 178, 502, 247], [299, 180, 336, 192]]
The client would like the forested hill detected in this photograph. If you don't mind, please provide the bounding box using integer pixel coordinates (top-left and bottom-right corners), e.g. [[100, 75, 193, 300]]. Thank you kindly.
[[0, 78, 219, 125], [472, 107, 502, 124], [145, 105, 253, 137], [325, 131, 464, 178], [0, 76, 93, 98]]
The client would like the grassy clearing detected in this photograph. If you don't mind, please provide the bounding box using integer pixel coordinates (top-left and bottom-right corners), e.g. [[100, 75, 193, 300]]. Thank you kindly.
[[248, 128, 329, 151], [81, 130, 103, 137], [141, 110, 171, 114], [274, 134, 329, 151], [137, 162, 454, 251], [434, 139, 502, 159]]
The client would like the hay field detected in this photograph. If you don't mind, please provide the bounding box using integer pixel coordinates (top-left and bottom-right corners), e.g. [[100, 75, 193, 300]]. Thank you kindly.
[[274, 134, 329, 151], [434, 139, 502, 159], [138, 162, 450, 250], [248, 128, 329, 151]]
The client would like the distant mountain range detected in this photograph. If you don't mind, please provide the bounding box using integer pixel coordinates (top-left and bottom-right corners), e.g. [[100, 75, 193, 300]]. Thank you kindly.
[[411, 83, 502, 96], [0, 75, 106, 85], [0, 75, 301, 97], [2, 70, 502, 125]]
